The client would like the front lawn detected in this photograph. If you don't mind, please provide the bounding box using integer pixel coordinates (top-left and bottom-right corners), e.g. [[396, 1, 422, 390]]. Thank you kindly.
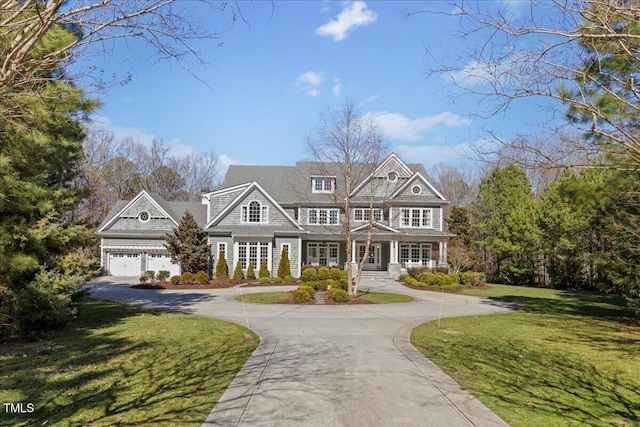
[[411, 284, 639, 427], [0, 299, 258, 427], [235, 291, 414, 304]]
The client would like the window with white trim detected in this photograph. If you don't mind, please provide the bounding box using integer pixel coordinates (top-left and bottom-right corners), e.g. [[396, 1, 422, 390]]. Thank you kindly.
[[399, 208, 432, 228], [241, 200, 268, 223], [217, 242, 227, 259], [399, 243, 432, 268], [311, 177, 335, 193], [237, 241, 270, 270], [353, 208, 382, 222], [307, 242, 339, 266], [307, 208, 339, 225]]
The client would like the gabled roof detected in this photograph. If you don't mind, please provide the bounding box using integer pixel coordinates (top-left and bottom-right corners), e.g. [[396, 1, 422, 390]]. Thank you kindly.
[[349, 153, 412, 197], [350, 221, 400, 234], [205, 181, 304, 230], [97, 190, 180, 234], [390, 172, 447, 201]]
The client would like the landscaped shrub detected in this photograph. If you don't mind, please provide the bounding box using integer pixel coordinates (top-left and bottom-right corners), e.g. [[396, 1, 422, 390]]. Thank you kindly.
[[291, 289, 311, 304], [301, 267, 318, 281], [246, 263, 256, 280], [298, 285, 315, 299], [407, 266, 430, 280], [405, 277, 421, 287], [272, 276, 283, 283], [180, 272, 195, 284], [278, 247, 291, 278], [195, 271, 210, 284], [325, 279, 336, 288], [458, 272, 487, 287], [335, 277, 348, 290], [306, 281, 328, 291], [233, 262, 244, 281], [215, 252, 229, 280], [139, 272, 150, 284], [398, 274, 410, 282], [418, 273, 459, 288], [258, 277, 271, 284], [327, 288, 350, 302], [259, 261, 270, 278], [283, 275, 297, 283], [170, 275, 181, 285], [59, 251, 101, 280], [318, 267, 330, 280], [329, 267, 342, 280], [145, 270, 156, 281], [157, 270, 170, 282]]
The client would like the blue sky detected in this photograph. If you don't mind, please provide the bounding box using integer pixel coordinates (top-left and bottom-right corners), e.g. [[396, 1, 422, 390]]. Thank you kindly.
[[89, 1, 548, 176]]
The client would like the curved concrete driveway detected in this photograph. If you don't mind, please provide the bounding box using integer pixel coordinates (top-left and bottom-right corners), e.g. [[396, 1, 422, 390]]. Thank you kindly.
[[87, 277, 514, 427]]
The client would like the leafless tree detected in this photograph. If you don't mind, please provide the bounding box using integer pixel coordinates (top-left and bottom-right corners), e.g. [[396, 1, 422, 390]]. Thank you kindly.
[[305, 100, 388, 296], [427, 162, 480, 208], [419, 0, 640, 169]]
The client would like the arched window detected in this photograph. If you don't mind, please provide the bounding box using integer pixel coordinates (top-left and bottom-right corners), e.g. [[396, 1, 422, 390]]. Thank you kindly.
[[248, 201, 261, 222]]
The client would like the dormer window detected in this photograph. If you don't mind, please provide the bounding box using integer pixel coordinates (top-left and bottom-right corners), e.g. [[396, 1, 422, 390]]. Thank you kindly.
[[312, 176, 335, 194], [241, 200, 268, 223]]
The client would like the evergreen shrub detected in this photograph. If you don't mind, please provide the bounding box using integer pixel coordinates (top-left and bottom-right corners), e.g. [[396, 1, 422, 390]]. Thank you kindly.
[[329, 268, 342, 280], [233, 262, 244, 281], [291, 289, 311, 304], [301, 267, 318, 281], [259, 261, 270, 278], [258, 277, 271, 284], [170, 275, 181, 285], [327, 288, 350, 302], [283, 275, 297, 283], [195, 271, 210, 284], [318, 267, 330, 280], [246, 263, 256, 280], [458, 272, 487, 287], [215, 252, 229, 280], [272, 276, 283, 283], [157, 270, 170, 282], [298, 285, 315, 299], [180, 272, 194, 284], [277, 247, 291, 278]]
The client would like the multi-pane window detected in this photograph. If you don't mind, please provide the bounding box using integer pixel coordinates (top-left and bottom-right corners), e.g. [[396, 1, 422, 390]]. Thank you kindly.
[[399, 243, 432, 267], [241, 200, 268, 223], [399, 208, 432, 228], [307, 242, 339, 266], [353, 208, 382, 222], [237, 241, 270, 270], [217, 242, 226, 259], [311, 177, 335, 193], [307, 208, 339, 225]]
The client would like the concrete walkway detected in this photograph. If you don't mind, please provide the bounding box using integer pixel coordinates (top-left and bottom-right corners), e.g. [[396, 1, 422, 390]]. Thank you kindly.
[[87, 277, 514, 427]]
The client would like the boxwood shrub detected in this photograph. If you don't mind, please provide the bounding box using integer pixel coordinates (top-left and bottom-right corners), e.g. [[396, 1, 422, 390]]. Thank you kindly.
[[298, 285, 315, 299], [179, 272, 194, 284], [327, 288, 350, 302], [272, 276, 283, 283], [318, 267, 330, 280], [195, 271, 210, 284], [170, 275, 181, 285], [291, 289, 311, 304], [258, 277, 271, 284], [283, 275, 297, 283], [329, 268, 342, 280], [459, 272, 487, 287]]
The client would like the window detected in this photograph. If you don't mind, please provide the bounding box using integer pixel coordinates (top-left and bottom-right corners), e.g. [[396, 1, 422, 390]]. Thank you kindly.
[[307, 242, 339, 266], [217, 242, 227, 259], [241, 200, 268, 223], [412, 185, 422, 194], [399, 208, 433, 228], [399, 243, 432, 268], [237, 241, 270, 270], [353, 208, 382, 222], [387, 171, 398, 182], [307, 208, 339, 225], [138, 211, 150, 223], [311, 177, 335, 193]]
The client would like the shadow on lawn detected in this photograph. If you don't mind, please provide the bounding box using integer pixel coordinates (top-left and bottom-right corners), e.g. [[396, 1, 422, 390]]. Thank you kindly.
[[0, 299, 254, 427]]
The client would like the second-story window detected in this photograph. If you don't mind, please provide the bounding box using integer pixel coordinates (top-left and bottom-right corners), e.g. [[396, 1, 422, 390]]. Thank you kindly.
[[354, 208, 382, 222], [399, 208, 432, 228], [312, 177, 335, 193], [308, 208, 339, 225], [242, 200, 268, 223]]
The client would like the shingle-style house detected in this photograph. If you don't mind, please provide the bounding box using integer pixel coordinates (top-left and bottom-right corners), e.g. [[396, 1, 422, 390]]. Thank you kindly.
[[97, 153, 452, 278]]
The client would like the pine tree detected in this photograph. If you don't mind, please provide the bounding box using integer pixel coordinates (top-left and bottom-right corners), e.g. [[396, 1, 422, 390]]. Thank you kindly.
[[233, 261, 244, 281], [259, 260, 270, 278], [163, 212, 209, 273], [215, 251, 228, 280], [246, 263, 256, 280], [278, 247, 291, 278]]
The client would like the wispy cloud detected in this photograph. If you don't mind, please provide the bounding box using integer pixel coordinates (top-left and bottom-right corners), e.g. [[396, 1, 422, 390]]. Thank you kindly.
[[368, 111, 470, 141], [315, 1, 377, 42], [296, 70, 325, 96], [332, 78, 342, 96]]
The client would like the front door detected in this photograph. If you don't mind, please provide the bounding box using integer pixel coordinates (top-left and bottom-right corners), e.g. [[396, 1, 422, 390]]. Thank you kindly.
[[358, 243, 381, 271]]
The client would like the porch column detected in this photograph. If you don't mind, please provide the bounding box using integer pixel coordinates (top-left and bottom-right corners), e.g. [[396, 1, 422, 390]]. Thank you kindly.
[[390, 240, 398, 263], [439, 241, 444, 264], [351, 239, 357, 263], [443, 241, 448, 265]]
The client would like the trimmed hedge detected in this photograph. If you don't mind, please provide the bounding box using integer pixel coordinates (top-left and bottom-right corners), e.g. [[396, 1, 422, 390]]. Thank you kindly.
[[170, 275, 181, 285], [291, 289, 311, 303], [459, 272, 487, 287], [195, 271, 210, 284], [258, 277, 271, 284], [298, 285, 315, 299], [327, 288, 350, 302], [283, 275, 297, 283], [301, 267, 318, 281], [179, 272, 194, 284], [318, 267, 330, 280], [272, 276, 283, 283]]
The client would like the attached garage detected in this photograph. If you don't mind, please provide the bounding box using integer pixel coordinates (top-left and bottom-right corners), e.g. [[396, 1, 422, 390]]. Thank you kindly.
[[147, 253, 180, 276], [108, 253, 141, 276]]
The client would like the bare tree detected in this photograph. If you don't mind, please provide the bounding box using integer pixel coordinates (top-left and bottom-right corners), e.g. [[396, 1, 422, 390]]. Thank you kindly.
[[420, 0, 640, 169], [427, 162, 480, 208], [305, 100, 388, 296]]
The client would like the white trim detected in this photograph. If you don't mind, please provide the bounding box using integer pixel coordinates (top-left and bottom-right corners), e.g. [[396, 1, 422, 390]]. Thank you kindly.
[[350, 153, 413, 197], [297, 237, 302, 277], [307, 208, 340, 225], [389, 172, 447, 201], [440, 207, 443, 232], [311, 176, 336, 194], [217, 242, 227, 259], [398, 208, 434, 228], [102, 245, 169, 250], [353, 208, 382, 222], [97, 190, 179, 233], [137, 210, 151, 223], [350, 221, 400, 233]]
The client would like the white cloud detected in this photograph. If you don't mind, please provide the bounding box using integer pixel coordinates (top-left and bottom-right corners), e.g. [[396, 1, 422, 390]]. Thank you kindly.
[[394, 142, 472, 167], [315, 1, 377, 42], [217, 154, 242, 175], [332, 78, 342, 96], [296, 70, 325, 96], [368, 111, 470, 141]]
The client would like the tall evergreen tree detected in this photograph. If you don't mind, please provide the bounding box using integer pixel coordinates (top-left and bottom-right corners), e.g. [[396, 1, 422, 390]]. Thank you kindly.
[[277, 247, 291, 278], [164, 212, 209, 273]]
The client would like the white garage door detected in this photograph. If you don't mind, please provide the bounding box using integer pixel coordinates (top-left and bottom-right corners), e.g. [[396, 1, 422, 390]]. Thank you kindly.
[[108, 253, 141, 276], [147, 253, 180, 276]]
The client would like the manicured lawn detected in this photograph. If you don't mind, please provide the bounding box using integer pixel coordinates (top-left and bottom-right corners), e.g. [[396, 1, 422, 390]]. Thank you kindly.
[[0, 299, 258, 427], [411, 284, 640, 427], [358, 292, 414, 304], [235, 291, 414, 304]]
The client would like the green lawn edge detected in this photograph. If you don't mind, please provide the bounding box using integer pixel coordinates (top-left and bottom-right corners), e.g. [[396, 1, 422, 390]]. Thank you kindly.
[[0, 299, 258, 427], [410, 284, 639, 427]]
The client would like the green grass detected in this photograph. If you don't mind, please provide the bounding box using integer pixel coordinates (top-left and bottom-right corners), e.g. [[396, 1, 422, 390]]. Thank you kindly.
[[235, 291, 290, 304], [358, 292, 414, 303], [411, 284, 640, 427], [0, 299, 258, 427], [235, 291, 414, 304]]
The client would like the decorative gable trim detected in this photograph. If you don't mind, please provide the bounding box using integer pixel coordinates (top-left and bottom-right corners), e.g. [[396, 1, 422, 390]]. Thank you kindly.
[[350, 221, 400, 233], [97, 190, 179, 234], [350, 152, 413, 197], [205, 181, 304, 230], [389, 172, 447, 201]]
